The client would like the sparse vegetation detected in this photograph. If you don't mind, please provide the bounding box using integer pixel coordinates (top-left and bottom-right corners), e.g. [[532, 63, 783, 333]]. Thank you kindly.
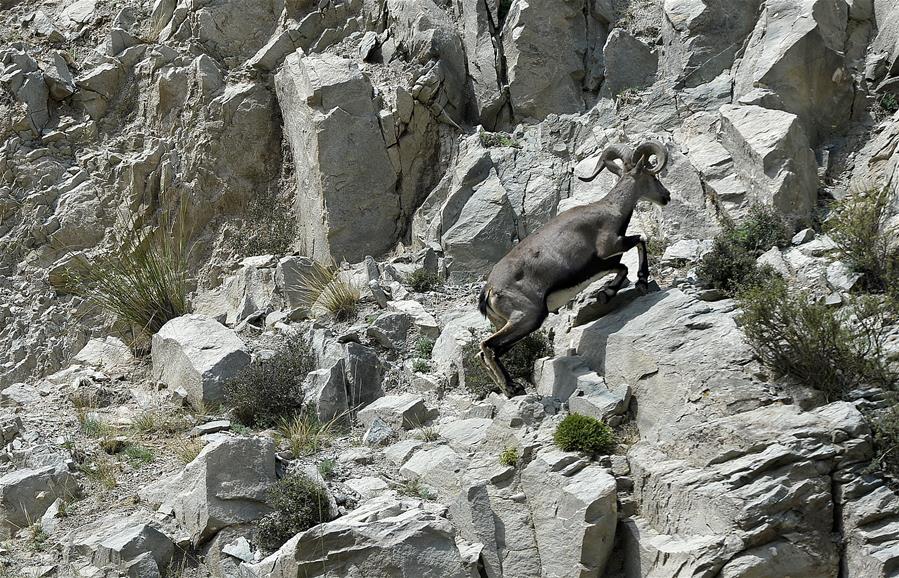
[[318, 458, 336, 479], [80, 456, 119, 489], [227, 188, 296, 257], [499, 447, 519, 467], [63, 207, 190, 344], [288, 260, 360, 321], [398, 478, 434, 500], [412, 359, 431, 373], [415, 337, 435, 359], [256, 473, 333, 552], [479, 129, 521, 149], [554, 413, 616, 456], [78, 413, 113, 439], [277, 412, 342, 456], [738, 278, 895, 401], [174, 438, 204, 464], [225, 335, 314, 427], [406, 268, 440, 292], [826, 186, 899, 296], [698, 204, 791, 294], [879, 93, 899, 116], [27, 524, 49, 552], [415, 425, 440, 442], [123, 444, 155, 467], [131, 409, 192, 436]]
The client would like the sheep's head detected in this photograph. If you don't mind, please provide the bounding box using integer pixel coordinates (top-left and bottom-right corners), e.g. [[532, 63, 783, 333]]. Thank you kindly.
[[578, 141, 671, 206]]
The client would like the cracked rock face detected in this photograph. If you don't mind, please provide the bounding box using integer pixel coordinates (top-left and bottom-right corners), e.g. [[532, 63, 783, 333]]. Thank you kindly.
[[2, 0, 899, 576]]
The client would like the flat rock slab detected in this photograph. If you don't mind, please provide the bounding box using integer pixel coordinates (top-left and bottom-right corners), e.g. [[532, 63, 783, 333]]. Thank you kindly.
[[358, 394, 432, 430]]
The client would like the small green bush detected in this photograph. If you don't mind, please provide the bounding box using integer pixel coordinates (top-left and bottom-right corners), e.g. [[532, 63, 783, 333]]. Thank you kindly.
[[123, 444, 154, 467], [554, 414, 616, 455], [415, 337, 435, 358], [406, 268, 440, 293], [412, 359, 431, 373], [880, 93, 899, 115], [317, 458, 336, 479], [499, 447, 519, 466], [225, 336, 314, 427], [826, 186, 899, 296], [398, 478, 434, 500], [738, 278, 895, 401], [698, 204, 790, 294], [256, 473, 332, 552], [479, 129, 521, 149], [462, 331, 551, 398]]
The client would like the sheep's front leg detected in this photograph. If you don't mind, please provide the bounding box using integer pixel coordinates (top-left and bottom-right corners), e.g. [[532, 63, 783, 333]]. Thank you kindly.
[[618, 235, 650, 293]]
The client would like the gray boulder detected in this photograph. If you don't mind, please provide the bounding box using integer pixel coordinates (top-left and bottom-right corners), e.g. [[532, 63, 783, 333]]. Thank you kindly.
[[732, 0, 854, 141], [0, 465, 79, 537], [718, 104, 818, 221], [366, 312, 411, 349], [241, 495, 471, 577], [275, 52, 399, 262], [151, 314, 251, 407], [139, 434, 276, 544], [358, 394, 432, 430], [602, 29, 658, 97], [64, 513, 175, 576]]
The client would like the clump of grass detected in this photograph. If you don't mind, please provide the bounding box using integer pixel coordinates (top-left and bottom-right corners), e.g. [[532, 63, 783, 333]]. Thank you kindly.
[[412, 359, 431, 373], [415, 337, 435, 358], [226, 186, 295, 257], [415, 426, 440, 442], [79, 456, 119, 489], [225, 335, 314, 427], [288, 260, 360, 321], [277, 412, 342, 457], [123, 444, 154, 467], [174, 438, 204, 464], [499, 447, 519, 467], [406, 268, 439, 292], [63, 206, 190, 342], [27, 524, 49, 552], [131, 409, 193, 436], [554, 414, 616, 456], [738, 278, 895, 401], [78, 412, 114, 439], [479, 129, 521, 149], [397, 478, 434, 500], [826, 186, 899, 296], [698, 204, 791, 294], [317, 458, 336, 479], [256, 473, 332, 552]]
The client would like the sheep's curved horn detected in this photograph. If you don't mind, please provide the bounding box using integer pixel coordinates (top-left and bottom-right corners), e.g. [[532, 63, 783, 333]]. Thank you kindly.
[[632, 141, 668, 174]]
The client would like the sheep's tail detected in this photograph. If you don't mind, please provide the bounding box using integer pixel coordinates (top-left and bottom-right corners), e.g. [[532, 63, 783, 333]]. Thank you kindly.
[[478, 285, 490, 317]]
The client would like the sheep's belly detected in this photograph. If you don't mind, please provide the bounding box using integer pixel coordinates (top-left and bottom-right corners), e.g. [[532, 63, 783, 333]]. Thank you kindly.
[[546, 270, 615, 313]]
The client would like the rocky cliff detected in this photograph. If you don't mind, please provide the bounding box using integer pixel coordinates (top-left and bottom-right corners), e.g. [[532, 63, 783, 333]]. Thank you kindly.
[[1, 0, 899, 576]]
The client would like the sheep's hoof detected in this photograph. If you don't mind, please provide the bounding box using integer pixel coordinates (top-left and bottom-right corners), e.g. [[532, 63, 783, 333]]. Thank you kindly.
[[636, 279, 649, 294]]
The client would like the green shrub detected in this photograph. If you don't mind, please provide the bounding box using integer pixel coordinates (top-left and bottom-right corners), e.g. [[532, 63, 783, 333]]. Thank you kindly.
[[880, 93, 899, 115], [406, 268, 440, 292], [256, 473, 332, 552], [826, 186, 899, 295], [462, 331, 551, 398], [415, 337, 435, 358], [317, 458, 336, 479], [412, 359, 431, 373], [225, 336, 314, 427], [499, 447, 519, 466], [123, 444, 154, 467], [738, 278, 895, 401], [479, 129, 521, 149], [698, 204, 790, 294], [398, 478, 434, 500], [64, 208, 189, 343], [554, 414, 616, 455], [287, 260, 360, 321]]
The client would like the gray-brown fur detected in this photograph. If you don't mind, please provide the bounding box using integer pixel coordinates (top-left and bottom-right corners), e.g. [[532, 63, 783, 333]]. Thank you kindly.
[[477, 141, 671, 394]]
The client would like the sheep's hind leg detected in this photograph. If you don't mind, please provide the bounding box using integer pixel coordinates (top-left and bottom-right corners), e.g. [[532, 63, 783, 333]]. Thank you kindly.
[[480, 309, 546, 396]]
